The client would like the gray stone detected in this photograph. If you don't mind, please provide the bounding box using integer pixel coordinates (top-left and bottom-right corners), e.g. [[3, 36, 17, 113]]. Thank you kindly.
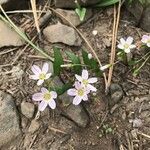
[[61, 104, 89, 128], [43, 22, 82, 46], [21, 101, 35, 119], [54, 0, 101, 8], [0, 91, 21, 147], [0, 20, 25, 48], [56, 8, 92, 26]]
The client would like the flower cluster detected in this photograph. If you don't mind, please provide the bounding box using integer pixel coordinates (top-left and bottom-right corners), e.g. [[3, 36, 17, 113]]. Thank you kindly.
[[30, 64, 97, 111], [67, 69, 97, 105]]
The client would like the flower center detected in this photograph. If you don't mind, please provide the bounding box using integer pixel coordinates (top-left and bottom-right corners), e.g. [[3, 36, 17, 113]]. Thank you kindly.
[[82, 79, 88, 86], [39, 73, 46, 80], [77, 88, 84, 96], [124, 43, 129, 49], [43, 92, 51, 101]]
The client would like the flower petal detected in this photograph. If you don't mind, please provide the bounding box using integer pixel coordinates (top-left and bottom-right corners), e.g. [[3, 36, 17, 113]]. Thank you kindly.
[[129, 44, 136, 49], [127, 36, 133, 44], [50, 91, 57, 99], [39, 101, 47, 111], [74, 82, 82, 89], [82, 69, 88, 79], [120, 38, 126, 45], [29, 75, 39, 80], [41, 87, 48, 93], [67, 89, 77, 96], [87, 84, 97, 92], [83, 94, 88, 101], [45, 73, 52, 79], [88, 77, 97, 83], [48, 99, 56, 109], [117, 44, 124, 50], [141, 35, 149, 43], [75, 74, 82, 82], [73, 96, 82, 105], [42, 63, 49, 73], [32, 65, 41, 74], [32, 93, 43, 101], [124, 48, 131, 53], [147, 43, 150, 47], [37, 79, 44, 86]]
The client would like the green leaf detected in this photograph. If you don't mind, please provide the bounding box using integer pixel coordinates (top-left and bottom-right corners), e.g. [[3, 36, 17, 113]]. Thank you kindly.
[[96, 0, 120, 7], [66, 51, 81, 74], [75, 7, 86, 21], [53, 47, 64, 76]]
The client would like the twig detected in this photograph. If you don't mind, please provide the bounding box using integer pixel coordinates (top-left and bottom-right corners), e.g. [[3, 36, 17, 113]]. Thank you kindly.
[[50, 8, 108, 89], [0, 48, 18, 55], [137, 132, 150, 139], [6, 10, 47, 14], [48, 126, 67, 134], [106, 1, 121, 91]]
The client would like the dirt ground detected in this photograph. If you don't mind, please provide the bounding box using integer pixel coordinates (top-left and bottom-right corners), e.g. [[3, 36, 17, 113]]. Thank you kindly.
[[0, 2, 150, 150]]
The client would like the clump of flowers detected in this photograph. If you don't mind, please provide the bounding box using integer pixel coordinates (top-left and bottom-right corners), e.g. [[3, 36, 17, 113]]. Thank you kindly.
[[141, 35, 150, 47], [67, 69, 97, 105]]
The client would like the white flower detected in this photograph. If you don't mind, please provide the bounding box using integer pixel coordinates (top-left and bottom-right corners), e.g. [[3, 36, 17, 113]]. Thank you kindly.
[[88, 53, 92, 59], [67, 82, 90, 105], [75, 69, 97, 92], [92, 30, 98, 36], [117, 37, 136, 53], [141, 35, 150, 47], [29, 63, 52, 86], [100, 64, 111, 71], [32, 87, 57, 111]]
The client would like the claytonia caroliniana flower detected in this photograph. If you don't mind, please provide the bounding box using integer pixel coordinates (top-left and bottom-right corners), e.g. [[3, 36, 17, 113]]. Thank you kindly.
[[30, 63, 52, 86], [32, 87, 57, 111], [67, 82, 90, 105], [75, 69, 97, 92], [117, 37, 136, 53], [141, 35, 150, 47]]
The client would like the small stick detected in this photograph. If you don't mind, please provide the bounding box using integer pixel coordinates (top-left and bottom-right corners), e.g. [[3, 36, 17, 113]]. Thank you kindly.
[[137, 132, 150, 139], [48, 126, 67, 134]]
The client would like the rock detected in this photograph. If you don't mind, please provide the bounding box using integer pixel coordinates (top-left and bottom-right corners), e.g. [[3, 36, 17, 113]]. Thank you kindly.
[[0, 20, 25, 48], [56, 8, 92, 26], [21, 101, 35, 119], [61, 104, 89, 128], [54, 0, 101, 8], [28, 119, 40, 133], [109, 83, 124, 107], [43, 22, 82, 46], [0, 91, 21, 147], [140, 6, 150, 32]]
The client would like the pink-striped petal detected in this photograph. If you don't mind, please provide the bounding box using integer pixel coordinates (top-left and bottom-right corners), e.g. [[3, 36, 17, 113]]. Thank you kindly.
[[29, 74, 39, 80], [87, 84, 97, 92], [141, 35, 149, 43], [32, 93, 43, 101], [41, 87, 48, 93], [67, 89, 77, 96], [32, 65, 41, 74], [88, 77, 97, 83], [39, 101, 47, 111], [48, 99, 56, 109], [82, 69, 88, 79], [42, 63, 49, 73], [120, 38, 126, 45], [45, 73, 52, 79], [74, 82, 82, 89], [126, 37, 133, 44], [75, 74, 82, 82], [83, 94, 88, 101], [73, 96, 82, 105], [37, 79, 44, 86], [50, 91, 57, 99]]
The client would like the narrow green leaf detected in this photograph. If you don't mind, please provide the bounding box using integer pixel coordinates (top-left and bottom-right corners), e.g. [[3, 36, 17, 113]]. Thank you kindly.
[[53, 47, 63, 76], [66, 51, 81, 74], [96, 0, 120, 7]]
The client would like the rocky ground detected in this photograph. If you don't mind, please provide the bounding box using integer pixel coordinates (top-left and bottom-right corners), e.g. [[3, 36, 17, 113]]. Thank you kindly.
[[0, 0, 150, 150]]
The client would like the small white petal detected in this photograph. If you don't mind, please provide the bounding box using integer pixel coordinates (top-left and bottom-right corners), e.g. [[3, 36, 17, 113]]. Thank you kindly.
[[32, 65, 41, 74], [141, 35, 149, 43], [74, 82, 82, 89], [50, 91, 57, 99], [29, 75, 39, 80], [124, 48, 131, 53], [37, 79, 44, 86], [48, 99, 56, 109], [120, 38, 126, 45], [129, 44, 136, 49], [87, 84, 97, 92], [42, 63, 49, 73], [39, 101, 47, 111], [82, 69, 88, 80], [67, 89, 77, 96], [75, 74, 82, 82], [88, 77, 97, 83], [126, 36, 133, 44], [73, 96, 82, 105], [83, 94, 88, 101], [117, 44, 124, 50], [32, 93, 43, 101], [41, 87, 48, 93], [147, 43, 150, 47], [45, 73, 52, 79]]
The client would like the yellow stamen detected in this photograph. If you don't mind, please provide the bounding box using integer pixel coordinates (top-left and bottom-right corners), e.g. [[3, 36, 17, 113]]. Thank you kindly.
[[39, 73, 46, 80], [124, 43, 129, 49], [78, 89, 84, 96], [43, 92, 51, 101], [82, 79, 88, 86]]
